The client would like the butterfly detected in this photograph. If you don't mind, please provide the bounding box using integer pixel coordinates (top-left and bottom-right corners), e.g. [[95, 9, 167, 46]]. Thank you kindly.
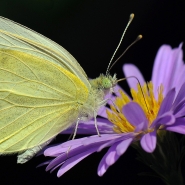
[[0, 16, 119, 163], [0, 14, 135, 163]]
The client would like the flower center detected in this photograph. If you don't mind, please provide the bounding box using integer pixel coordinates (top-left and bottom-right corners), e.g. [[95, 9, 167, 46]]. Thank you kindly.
[[107, 82, 164, 134]]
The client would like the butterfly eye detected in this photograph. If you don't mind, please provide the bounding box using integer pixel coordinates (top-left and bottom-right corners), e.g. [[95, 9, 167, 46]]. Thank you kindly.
[[102, 78, 112, 89]]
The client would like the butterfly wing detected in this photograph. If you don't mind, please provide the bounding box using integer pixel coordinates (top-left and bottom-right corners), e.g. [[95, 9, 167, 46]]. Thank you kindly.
[[0, 16, 90, 89], [0, 49, 89, 154]]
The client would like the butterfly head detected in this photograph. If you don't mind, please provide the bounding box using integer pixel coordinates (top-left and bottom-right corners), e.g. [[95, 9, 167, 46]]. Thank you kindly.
[[89, 74, 117, 95]]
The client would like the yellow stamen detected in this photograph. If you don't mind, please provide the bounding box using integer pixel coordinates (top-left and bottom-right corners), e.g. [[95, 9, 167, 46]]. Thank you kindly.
[[107, 82, 164, 134]]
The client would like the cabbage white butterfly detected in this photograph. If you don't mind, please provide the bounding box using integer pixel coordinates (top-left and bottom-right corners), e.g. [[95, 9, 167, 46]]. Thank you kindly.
[[0, 14, 134, 163]]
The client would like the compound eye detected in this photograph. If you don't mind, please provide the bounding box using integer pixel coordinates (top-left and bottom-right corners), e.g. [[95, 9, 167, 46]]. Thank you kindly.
[[102, 78, 112, 89]]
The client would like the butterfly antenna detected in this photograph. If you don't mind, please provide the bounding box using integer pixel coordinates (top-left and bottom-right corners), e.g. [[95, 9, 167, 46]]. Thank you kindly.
[[116, 76, 150, 114], [108, 35, 142, 72], [106, 13, 134, 75]]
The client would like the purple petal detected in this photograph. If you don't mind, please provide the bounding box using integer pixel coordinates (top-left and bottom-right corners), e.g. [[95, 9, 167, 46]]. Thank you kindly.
[[98, 162, 109, 177], [105, 148, 118, 166], [37, 160, 52, 168], [57, 147, 98, 177], [78, 118, 114, 134], [46, 143, 100, 171], [98, 140, 116, 152], [44, 143, 81, 157], [167, 44, 184, 90], [46, 153, 66, 171], [116, 137, 133, 156], [165, 118, 185, 134], [173, 82, 185, 109], [152, 44, 184, 96], [97, 133, 135, 152], [123, 64, 145, 90], [157, 88, 175, 117], [135, 122, 148, 132], [98, 142, 120, 176], [173, 66, 185, 95], [140, 130, 157, 153], [151, 111, 175, 128], [97, 106, 109, 118], [173, 99, 185, 118], [98, 135, 133, 176], [122, 102, 148, 130], [61, 118, 114, 135], [172, 46, 185, 94], [44, 137, 88, 157], [50, 162, 65, 173], [57, 137, 88, 148], [82, 134, 121, 145], [152, 45, 172, 90]]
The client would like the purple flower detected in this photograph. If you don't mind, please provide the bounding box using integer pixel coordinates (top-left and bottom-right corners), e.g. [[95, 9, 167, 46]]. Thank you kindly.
[[42, 44, 185, 177]]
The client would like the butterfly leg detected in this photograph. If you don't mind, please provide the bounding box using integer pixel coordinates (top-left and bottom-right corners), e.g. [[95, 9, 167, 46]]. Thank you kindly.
[[93, 98, 118, 137], [93, 98, 120, 136], [65, 118, 81, 158], [94, 111, 101, 137], [17, 138, 53, 164], [72, 118, 81, 140]]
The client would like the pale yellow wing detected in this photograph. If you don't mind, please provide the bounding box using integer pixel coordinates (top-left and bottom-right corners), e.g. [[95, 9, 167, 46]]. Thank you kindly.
[[0, 49, 89, 154], [0, 16, 90, 89]]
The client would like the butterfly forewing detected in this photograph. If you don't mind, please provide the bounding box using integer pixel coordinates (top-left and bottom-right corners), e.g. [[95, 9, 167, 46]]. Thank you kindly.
[[0, 49, 89, 153], [0, 16, 90, 88]]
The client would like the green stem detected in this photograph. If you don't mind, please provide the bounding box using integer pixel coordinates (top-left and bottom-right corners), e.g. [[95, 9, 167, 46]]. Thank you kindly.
[[162, 168, 184, 185]]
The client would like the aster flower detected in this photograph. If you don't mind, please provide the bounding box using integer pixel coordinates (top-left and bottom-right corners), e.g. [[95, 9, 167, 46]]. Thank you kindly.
[[42, 43, 185, 177]]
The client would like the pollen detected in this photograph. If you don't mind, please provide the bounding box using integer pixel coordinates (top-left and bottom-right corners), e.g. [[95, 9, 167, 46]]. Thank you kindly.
[[107, 82, 164, 133]]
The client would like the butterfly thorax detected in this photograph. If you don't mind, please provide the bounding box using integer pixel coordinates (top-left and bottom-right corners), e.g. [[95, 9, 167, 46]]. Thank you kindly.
[[79, 74, 117, 121]]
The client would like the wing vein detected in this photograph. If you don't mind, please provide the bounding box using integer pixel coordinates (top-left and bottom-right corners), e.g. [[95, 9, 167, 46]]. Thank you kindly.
[[2, 107, 75, 152], [0, 50, 39, 80], [0, 68, 74, 98]]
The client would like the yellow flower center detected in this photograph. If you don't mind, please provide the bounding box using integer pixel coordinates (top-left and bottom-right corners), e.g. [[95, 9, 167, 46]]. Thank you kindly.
[[106, 82, 164, 134]]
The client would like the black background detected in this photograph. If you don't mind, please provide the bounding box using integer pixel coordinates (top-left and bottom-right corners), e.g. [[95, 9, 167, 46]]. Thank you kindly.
[[0, 0, 185, 184]]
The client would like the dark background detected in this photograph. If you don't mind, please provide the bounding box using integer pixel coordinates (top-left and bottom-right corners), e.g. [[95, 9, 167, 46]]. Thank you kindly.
[[0, 0, 185, 184]]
